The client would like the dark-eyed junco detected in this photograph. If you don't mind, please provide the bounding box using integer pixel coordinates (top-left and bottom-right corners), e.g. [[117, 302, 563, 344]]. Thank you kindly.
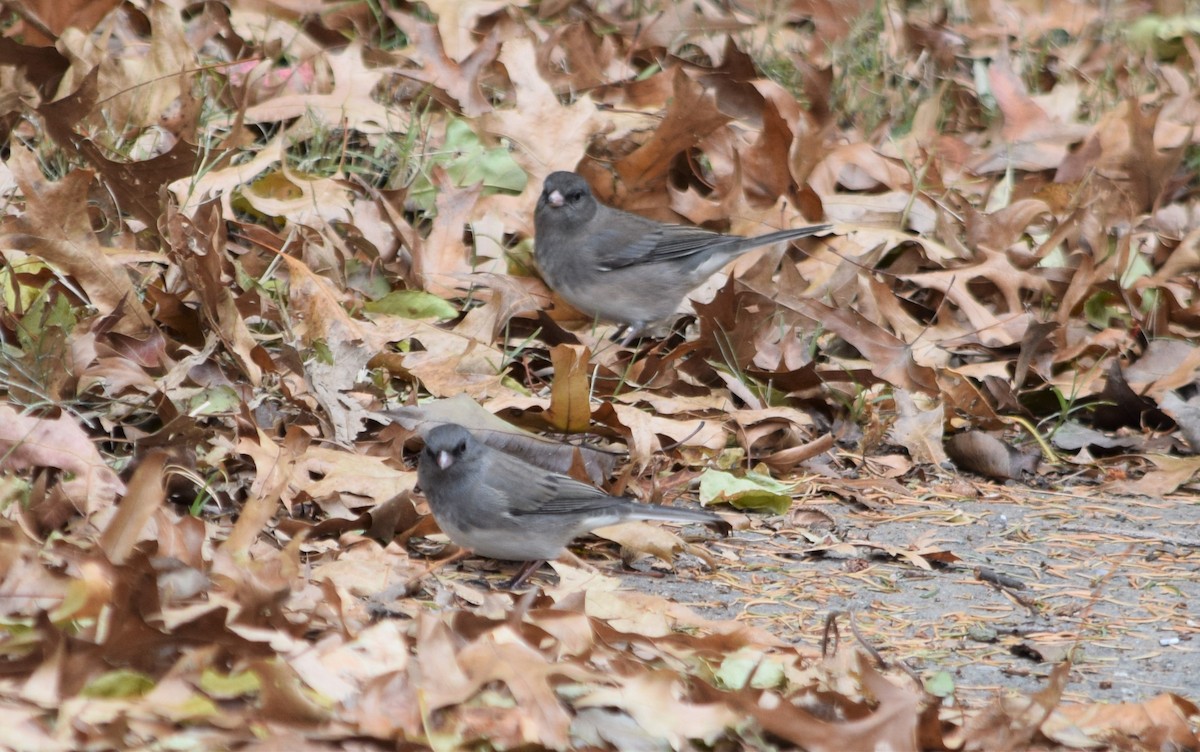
[[535, 171, 831, 340], [418, 423, 729, 587]]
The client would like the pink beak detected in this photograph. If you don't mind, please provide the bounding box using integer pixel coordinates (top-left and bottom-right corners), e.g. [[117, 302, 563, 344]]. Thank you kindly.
[[548, 189, 564, 208], [437, 450, 454, 470]]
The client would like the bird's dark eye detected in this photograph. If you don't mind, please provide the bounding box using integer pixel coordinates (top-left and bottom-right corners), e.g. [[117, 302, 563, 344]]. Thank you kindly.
[[455, 440, 466, 454], [568, 190, 583, 202]]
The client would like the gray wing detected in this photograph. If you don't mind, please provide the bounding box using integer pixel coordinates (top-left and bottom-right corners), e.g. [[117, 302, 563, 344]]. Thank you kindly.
[[485, 442, 729, 532], [594, 222, 736, 271], [593, 214, 829, 272], [487, 448, 633, 516]]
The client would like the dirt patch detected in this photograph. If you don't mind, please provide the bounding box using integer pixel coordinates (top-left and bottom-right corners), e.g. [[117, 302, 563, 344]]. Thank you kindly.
[[614, 486, 1200, 704]]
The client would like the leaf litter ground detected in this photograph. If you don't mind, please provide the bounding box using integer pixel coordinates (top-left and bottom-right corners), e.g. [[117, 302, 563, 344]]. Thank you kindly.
[[2, 0, 1200, 749]]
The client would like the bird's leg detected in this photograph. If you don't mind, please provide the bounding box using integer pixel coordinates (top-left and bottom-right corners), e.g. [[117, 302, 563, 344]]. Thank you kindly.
[[503, 559, 547, 590], [614, 323, 646, 347]]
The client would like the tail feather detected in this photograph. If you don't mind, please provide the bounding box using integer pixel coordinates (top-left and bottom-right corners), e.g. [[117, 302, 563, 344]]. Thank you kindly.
[[713, 224, 831, 267], [624, 502, 732, 536], [748, 224, 832, 247]]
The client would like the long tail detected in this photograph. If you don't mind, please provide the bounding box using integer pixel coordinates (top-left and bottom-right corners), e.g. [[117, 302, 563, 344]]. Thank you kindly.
[[623, 502, 732, 535], [743, 224, 831, 248]]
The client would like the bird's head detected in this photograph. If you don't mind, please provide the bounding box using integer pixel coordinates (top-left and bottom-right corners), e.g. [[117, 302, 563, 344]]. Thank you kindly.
[[535, 171, 597, 230], [422, 423, 475, 473]]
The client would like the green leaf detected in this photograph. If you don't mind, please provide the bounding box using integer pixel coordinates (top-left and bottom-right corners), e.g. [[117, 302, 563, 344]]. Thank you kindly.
[[364, 290, 458, 320], [1119, 252, 1153, 289], [924, 670, 955, 698], [82, 669, 155, 698], [0, 258, 47, 311], [446, 146, 518, 193], [1083, 291, 1130, 329], [697, 469, 795, 514], [714, 648, 786, 690], [312, 339, 334, 365], [200, 668, 261, 699], [442, 118, 527, 194], [162, 694, 222, 722], [48, 579, 91, 624], [345, 258, 392, 301], [1128, 14, 1200, 59], [14, 287, 77, 352], [186, 385, 242, 416], [408, 117, 528, 212]]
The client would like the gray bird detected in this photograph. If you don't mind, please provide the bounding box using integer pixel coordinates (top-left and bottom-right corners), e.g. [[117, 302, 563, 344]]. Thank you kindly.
[[534, 170, 831, 340], [418, 423, 729, 588]]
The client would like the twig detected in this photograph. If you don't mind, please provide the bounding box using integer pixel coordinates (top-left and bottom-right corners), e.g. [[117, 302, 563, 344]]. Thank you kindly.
[[1059, 524, 1200, 548], [849, 613, 887, 670], [820, 611, 841, 658], [975, 566, 1026, 590]]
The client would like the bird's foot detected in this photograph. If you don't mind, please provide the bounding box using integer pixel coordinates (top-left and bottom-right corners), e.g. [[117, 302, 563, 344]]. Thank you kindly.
[[503, 559, 548, 590], [612, 324, 646, 347]]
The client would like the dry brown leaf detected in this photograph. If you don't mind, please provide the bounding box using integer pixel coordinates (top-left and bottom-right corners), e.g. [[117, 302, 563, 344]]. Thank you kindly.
[[482, 36, 604, 198], [98, 451, 166, 565], [1049, 693, 1200, 749], [593, 519, 718, 569], [0, 404, 125, 514], [3, 5, 1199, 750], [889, 390, 949, 466], [4, 146, 156, 336], [241, 42, 399, 132], [545, 343, 592, 432], [389, 13, 500, 116]]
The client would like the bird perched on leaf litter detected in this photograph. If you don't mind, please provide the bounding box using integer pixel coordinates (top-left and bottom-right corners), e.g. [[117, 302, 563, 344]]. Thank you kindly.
[[418, 423, 729, 588], [534, 170, 831, 342]]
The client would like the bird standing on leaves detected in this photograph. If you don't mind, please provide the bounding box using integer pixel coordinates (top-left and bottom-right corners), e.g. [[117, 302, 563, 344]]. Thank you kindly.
[[534, 170, 831, 340], [418, 423, 729, 588]]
